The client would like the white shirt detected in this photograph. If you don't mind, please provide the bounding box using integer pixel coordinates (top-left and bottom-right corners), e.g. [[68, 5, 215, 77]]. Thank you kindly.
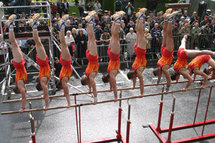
[[65, 35, 75, 46]]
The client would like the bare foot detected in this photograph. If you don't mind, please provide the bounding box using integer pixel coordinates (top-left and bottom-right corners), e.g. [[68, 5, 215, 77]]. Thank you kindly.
[[114, 97, 117, 102], [19, 107, 25, 113], [93, 97, 97, 105], [65, 104, 70, 108], [182, 88, 187, 91], [201, 85, 206, 88], [139, 94, 143, 97], [43, 106, 48, 111]]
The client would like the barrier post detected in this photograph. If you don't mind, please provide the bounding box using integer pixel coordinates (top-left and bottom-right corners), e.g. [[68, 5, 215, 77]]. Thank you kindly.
[[126, 100, 131, 143], [166, 95, 176, 143], [156, 85, 165, 132], [116, 90, 122, 140]]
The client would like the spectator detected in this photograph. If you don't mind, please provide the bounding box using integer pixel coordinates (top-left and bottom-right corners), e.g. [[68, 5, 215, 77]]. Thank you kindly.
[[76, 30, 87, 65], [100, 29, 110, 61], [51, 2, 58, 17], [72, 28, 77, 41], [54, 13, 61, 21], [78, 5, 84, 17], [172, 23, 179, 36], [183, 10, 190, 22], [156, 11, 164, 25], [63, 0, 69, 14], [94, 0, 101, 12], [76, 24, 87, 36], [121, 0, 128, 11], [126, 27, 136, 58], [81, 18, 87, 29], [210, 18, 215, 43], [179, 22, 190, 35], [200, 15, 209, 27], [150, 22, 161, 57], [145, 27, 152, 50], [190, 11, 198, 25], [125, 2, 134, 21], [57, 0, 64, 17], [70, 18, 78, 29], [95, 25, 103, 41], [97, 9, 103, 21], [105, 23, 111, 34], [115, 0, 122, 12], [85, 2, 92, 11], [101, 10, 111, 23], [200, 23, 211, 49], [191, 23, 201, 49], [94, 15, 101, 26], [54, 57, 62, 77], [101, 17, 109, 30], [179, 16, 185, 29], [65, 30, 75, 56], [65, 20, 72, 34], [126, 19, 135, 34]]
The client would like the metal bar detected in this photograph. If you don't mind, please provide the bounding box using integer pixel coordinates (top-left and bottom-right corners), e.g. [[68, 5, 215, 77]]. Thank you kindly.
[[193, 89, 201, 124], [126, 101, 131, 143], [171, 133, 215, 143], [166, 96, 176, 143], [201, 86, 213, 136], [78, 106, 81, 143], [1, 85, 213, 115], [149, 124, 166, 142], [3, 81, 211, 103], [156, 86, 165, 132], [74, 95, 80, 143], [160, 119, 215, 132]]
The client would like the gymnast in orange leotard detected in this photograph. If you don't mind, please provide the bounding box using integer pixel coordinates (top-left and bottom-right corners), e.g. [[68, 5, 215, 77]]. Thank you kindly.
[[6, 14, 27, 113], [171, 35, 215, 90], [81, 11, 99, 103], [54, 14, 73, 107], [153, 9, 178, 92], [102, 11, 125, 101], [127, 8, 147, 96], [188, 55, 215, 88], [29, 13, 50, 110]]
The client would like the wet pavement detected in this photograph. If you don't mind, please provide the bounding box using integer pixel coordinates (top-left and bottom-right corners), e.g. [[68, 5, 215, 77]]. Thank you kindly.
[[0, 67, 215, 143]]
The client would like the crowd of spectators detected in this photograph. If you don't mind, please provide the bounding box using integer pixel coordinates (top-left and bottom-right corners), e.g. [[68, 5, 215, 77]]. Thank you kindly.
[[1, 0, 215, 66]]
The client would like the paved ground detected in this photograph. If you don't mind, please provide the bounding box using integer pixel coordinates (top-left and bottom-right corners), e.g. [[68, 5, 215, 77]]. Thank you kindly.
[[1, 67, 215, 143]]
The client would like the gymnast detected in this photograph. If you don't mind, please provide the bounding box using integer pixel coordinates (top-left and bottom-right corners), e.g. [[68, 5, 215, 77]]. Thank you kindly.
[[188, 55, 215, 88], [102, 11, 125, 101], [127, 8, 147, 96], [29, 13, 50, 110], [6, 14, 27, 113], [55, 14, 73, 107], [153, 9, 178, 92], [81, 11, 99, 103], [171, 35, 215, 90]]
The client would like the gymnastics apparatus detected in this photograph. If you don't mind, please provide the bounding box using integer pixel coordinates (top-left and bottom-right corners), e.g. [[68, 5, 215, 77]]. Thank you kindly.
[[0, 2, 215, 143]]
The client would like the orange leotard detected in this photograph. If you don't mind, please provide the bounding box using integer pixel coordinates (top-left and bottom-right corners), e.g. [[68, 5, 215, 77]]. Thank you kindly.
[[157, 45, 173, 68], [85, 50, 99, 77], [188, 55, 211, 71], [132, 44, 147, 71], [173, 48, 188, 72], [13, 58, 27, 83], [107, 48, 120, 74], [59, 55, 73, 80], [36, 55, 51, 81]]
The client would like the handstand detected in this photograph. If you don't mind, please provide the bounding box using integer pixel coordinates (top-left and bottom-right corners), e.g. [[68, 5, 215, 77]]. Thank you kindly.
[[29, 13, 50, 110], [153, 9, 178, 92], [6, 14, 27, 113], [102, 11, 125, 100], [81, 11, 99, 103], [56, 14, 73, 107], [127, 8, 147, 96]]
